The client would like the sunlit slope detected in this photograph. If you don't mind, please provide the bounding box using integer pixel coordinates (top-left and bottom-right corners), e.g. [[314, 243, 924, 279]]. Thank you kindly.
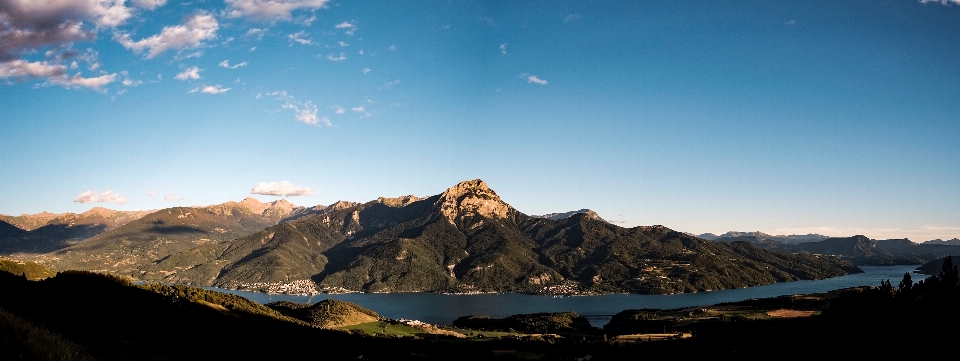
[[41, 199, 302, 278]]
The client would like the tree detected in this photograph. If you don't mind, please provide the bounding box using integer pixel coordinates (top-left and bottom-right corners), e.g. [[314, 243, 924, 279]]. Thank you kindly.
[[939, 256, 958, 288], [898, 272, 912, 292], [880, 279, 892, 291]]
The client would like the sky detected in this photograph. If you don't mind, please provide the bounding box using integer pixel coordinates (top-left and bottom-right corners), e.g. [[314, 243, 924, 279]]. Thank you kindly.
[[1, 0, 959, 242]]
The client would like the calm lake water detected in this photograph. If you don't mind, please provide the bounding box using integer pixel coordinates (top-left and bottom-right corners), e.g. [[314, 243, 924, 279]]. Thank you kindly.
[[204, 265, 921, 327]]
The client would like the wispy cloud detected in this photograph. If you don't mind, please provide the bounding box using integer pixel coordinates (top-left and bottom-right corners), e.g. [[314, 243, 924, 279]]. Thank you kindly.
[[920, 0, 960, 5], [122, 78, 142, 87], [251, 181, 315, 196], [288, 31, 312, 45], [74, 190, 129, 204], [362, 67, 371, 74], [114, 13, 219, 59], [334, 105, 345, 114], [267, 91, 330, 126], [335, 21, 357, 35], [526, 75, 548, 85], [499, 43, 507, 54], [163, 193, 185, 202], [190, 85, 230, 94], [243, 28, 266, 40], [225, 0, 329, 22], [351, 106, 365, 113], [326, 52, 347, 62], [175, 66, 201, 80], [564, 14, 581, 23], [219, 60, 248, 69], [339, 41, 349, 47]]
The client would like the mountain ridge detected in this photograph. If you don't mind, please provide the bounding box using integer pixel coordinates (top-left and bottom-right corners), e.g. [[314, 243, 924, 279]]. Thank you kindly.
[[100, 179, 860, 295]]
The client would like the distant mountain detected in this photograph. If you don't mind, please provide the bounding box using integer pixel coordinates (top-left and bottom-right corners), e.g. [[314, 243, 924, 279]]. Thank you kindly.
[[873, 238, 960, 262], [923, 238, 960, 246], [533, 209, 605, 222], [715, 235, 927, 266], [128, 180, 859, 295], [0, 208, 152, 254], [700, 232, 830, 244], [33, 198, 304, 276]]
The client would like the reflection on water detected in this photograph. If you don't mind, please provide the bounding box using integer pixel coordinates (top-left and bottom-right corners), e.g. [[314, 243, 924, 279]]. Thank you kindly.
[[202, 265, 920, 327]]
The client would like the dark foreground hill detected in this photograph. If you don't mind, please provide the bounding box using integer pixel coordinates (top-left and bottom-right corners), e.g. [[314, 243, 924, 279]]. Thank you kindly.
[[128, 180, 860, 294], [2, 262, 959, 359]]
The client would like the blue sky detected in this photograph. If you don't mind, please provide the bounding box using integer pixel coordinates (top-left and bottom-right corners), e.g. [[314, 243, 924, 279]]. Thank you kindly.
[[1, 0, 958, 241]]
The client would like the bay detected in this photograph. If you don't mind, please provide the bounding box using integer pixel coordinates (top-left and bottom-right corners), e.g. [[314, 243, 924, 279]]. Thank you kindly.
[[203, 265, 921, 327]]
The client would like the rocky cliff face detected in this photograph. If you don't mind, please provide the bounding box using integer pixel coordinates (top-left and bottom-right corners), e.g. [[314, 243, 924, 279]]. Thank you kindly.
[[436, 179, 512, 226]]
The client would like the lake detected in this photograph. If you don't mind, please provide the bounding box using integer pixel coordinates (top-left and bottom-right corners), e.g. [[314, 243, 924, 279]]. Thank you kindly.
[[203, 265, 921, 327]]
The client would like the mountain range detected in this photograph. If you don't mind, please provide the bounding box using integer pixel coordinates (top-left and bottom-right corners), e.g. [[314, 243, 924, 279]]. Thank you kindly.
[[0, 180, 864, 295]]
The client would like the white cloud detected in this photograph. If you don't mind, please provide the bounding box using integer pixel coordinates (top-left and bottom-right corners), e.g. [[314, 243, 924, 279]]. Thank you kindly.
[[351, 106, 365, 113], [339, 41, 349, 47], [226, 0, 329, 21], [0, 59, 116, 90], [251, 181, 315, 197], [326, 52, 346, 62], [282, 100, 324, 125], [564, 14, 581, 23], [74, 190, 129, 204], [49, 72, 117, 89], [526, 75, 548, 85], [361, 67, 370, 74], [219, 60, 247, 69], [334, 105, 344, 114], [389, 45, 396, 51], [499, 43, 507, 54], [122, 78, 142, 86], [0, 1, 135, 89], [131, 0, 167, 10], [196, 84, 230, 94], [335, 21, 355, 29], [920, 0, 960, 4], [114, 13, 219, 59], [175, 66, 201, 80], [288, 31, 311, 45]]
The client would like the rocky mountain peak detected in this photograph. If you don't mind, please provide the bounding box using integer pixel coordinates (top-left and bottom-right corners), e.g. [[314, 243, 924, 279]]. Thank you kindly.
[[535, 209, 605, 222], [264, 199, 297, 217], [437, 179, 511, 224], [239, 197, 269, 215], [81, 207, 116, 218], [327, 200, 361, 211], [377, 195, 420, 207]]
